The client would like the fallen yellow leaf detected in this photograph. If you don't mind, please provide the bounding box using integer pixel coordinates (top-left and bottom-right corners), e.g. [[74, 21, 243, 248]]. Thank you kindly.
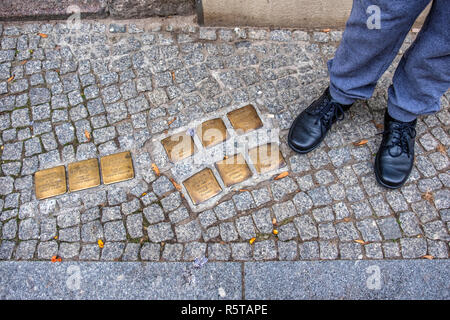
[[353, 139, 368, 146], [51, 255, 62, 263], [437, 144, 446, 155], [422, 190, 434, 202], [151, 163, 160, 176], [141, 192, 147, 197], [7, 75, 14, 83], [274, 171, 289, 180], [98, 239, 104, 248], [84, 130, 91, 141], [170, 178, 182, 191], [354, 240, 367, 245], [38, 33, 48, 38], [273, 229, 279, 235], [249, 238, 256, 245]]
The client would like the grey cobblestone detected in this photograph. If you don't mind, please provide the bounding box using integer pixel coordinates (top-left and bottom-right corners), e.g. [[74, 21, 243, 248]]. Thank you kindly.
[[79, 244, 100, 260], [400, 238, 427, 258], [272, 201, 297, 222], [101, 242, 125, 261], [299, 241, 319, 260], [377, 217, 402, 240], [214, 200, 237, 220], [0, 23, 446, 263], [140, 243, 160, 261], [207, 243, 231, 261], [340, 242, 363, 259], [253, 240, 277, 260]]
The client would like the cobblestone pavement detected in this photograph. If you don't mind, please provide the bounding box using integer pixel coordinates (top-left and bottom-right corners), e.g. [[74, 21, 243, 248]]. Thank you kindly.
[[0, 18, 449, 263]]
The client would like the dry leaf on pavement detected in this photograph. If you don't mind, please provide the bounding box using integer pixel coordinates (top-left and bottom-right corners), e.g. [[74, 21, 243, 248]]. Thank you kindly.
[[353, 139, 368, 146], [51, 255, 62, 263], [170, 178, 182, 191], [422, 190, 434, 202], [274, 171, 289, 180], [151, 163, 160, 176], [84, 130, 91, 141]]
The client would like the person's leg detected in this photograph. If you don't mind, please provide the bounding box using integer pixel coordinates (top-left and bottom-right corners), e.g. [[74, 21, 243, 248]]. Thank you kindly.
[[387, 0, 450, 122], [328, 0, 431, 105], [288, 0, 431, 154], [375, 0, 450, 189]]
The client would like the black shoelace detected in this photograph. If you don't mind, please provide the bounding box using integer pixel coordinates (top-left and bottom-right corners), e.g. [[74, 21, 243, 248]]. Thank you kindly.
[[379, 122, 416, 157], [309, 97, 346, 132]]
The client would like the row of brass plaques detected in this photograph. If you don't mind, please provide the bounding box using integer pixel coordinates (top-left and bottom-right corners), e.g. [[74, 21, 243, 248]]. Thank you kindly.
[[161, 104, 263, 163], [35, 151, 134, 200], [183, 143, 286, 205]]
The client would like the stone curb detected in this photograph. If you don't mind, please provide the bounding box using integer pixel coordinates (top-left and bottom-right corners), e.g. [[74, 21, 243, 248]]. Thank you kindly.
[[0, 260, 448, 299], [0, 0, 195, 22]]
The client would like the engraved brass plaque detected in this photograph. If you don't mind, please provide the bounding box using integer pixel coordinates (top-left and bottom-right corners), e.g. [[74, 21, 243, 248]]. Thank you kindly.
[[100, 151, 134, 185], [215, 154, 252, 187], [161, 132, 196, 162], [183, 168, 222, 205], [227, 104, 263, 134], [197, 118, 228, 148], [68, 158, 100, 192], [35, 166, 67, 200], [248, 143, 286, 174]]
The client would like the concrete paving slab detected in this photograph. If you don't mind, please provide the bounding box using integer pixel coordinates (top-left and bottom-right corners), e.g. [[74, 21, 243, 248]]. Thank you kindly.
[[245, 260, 450, 300], [0, 262, 242, 300], [1, 260, 449, 299]]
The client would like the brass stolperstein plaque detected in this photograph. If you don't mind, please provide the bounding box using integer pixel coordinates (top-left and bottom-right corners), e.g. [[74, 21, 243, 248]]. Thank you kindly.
[[197, 118, 228, 148], [248, 143, 286, 174], [227, 104, 263, 134], [215, 154, 252, 187], [68, 158, 101, 192], [161, 132, 196, 162], [100, 151, 135, 185], [183, 168, 222, 205], [35, 166, 67, 200]]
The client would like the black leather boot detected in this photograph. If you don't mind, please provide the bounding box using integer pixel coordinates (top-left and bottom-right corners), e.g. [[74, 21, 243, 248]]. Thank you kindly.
[[288, 87, 352, 154], [374, 111, 417, 189]]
